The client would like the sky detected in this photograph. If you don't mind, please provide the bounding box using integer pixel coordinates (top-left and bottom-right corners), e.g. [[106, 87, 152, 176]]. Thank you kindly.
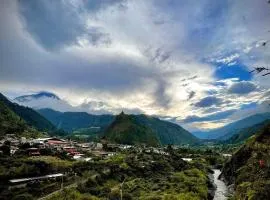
[[0, 0, 270, 131]]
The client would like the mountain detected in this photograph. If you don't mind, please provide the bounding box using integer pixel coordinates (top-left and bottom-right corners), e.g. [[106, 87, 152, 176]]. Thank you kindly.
[[0, 94, 44, 138], [13, 91, 74, 112], [104, 112, 198, 146], [222, 119, 270, 144], [0, 96, 27, 137], [0, 93, 56, 132], [221, 121, 270, 199], [38, 108, 115, 132], [134, 114, 199, 145], [193, 112, 270, 139], [38, 108, 198, 145], [104, 112, 160, 146]]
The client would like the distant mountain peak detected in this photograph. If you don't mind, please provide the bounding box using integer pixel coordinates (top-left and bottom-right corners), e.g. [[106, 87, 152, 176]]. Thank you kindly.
[[14, 91, 60, 102]]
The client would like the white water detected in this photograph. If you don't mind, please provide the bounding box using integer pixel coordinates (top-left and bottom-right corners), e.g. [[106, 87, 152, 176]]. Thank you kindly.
[[213, 169, 228, 200]]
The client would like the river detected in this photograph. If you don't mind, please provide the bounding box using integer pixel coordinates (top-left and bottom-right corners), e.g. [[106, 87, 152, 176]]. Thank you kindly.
[[213, 169, 228, 200]]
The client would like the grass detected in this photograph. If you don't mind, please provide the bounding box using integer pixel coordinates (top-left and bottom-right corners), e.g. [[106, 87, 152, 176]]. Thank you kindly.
[[27, 156, 74, 168]]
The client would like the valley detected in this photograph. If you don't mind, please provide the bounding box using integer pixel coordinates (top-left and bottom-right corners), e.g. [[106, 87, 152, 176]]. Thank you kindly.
[[1, 0, 270, 199], [0, 92, 270, 200]]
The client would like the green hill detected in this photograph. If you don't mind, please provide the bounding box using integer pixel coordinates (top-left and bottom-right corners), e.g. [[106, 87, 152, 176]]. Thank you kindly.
[[223, 120, 270, 144], [38, 108, 114, 132], [194, 113, 270, 139], [221, 121, 270, 199], [0, 95, 42, 138], [0, 93, 56, 132], [134, 114, 199, 145], [38, 108, 198, 145], [104, 112, 198, 146], [104, 112, 160, 146]]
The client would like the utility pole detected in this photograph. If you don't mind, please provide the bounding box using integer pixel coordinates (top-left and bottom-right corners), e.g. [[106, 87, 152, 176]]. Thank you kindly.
[[120, 178, 126, 200], [61, 175, 64, 190]]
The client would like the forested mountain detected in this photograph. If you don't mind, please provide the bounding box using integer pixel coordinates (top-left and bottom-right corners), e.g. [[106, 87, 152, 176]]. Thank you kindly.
[[38, 108, 115, 132], [104, 112, 198, 146], [0, 93, 56, 132], [221, 122, 270, 199], [222, 119, 270, 144], [38, 108, 198, 145], [0, 94, 42, 138], [104, 112, 160, 146], [134, 114, 199, 145], [193, 113, 270, 139], [13, 91, 74, 112]]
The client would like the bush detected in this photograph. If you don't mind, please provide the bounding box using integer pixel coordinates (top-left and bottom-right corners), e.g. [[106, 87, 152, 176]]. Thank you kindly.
[[12, 193, 34, 200]]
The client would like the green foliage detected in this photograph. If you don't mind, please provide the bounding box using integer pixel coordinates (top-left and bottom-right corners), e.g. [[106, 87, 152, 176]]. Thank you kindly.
[[222, 122, 270, 199], [223, 119, 270, 144], [0, 98, 28, 137], [0, 93, 56, 133], [71, 149, 210, 200], [38, 108, 114, 133], [134, 114, 199, 145], [47, 188, 101, 200], [39, 109, 198, 145], [12, 193, 34, 200], [104, 112, 160, 146]]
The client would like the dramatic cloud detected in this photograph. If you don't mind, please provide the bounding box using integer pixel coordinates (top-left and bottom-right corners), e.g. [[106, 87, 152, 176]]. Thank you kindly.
[[194, 96, 224, 108], [228, 81, 257, 94], [17, 0, 125, 50], [1, 0, 270, 131], [187, 91, 196, 100], [182, 109, 236, 123]]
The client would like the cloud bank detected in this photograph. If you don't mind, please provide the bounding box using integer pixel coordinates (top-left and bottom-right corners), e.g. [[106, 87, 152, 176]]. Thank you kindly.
[[0, 0, 269, 131]]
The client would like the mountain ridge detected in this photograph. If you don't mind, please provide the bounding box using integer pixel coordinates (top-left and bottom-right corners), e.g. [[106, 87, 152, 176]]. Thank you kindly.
[[0, 93, 56, 132], [104, 112, 160, 146], [221, 121, 270, 199], [38, 108, 198, 145], [193, 112, 270, 139], [38, 108, 115, 132]]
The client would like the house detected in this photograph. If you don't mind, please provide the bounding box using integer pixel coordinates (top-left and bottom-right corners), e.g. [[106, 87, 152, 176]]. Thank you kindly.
[[95, 143, 103, 150], [45, 138, 68, 150], [91, 151, 115, 158], [27, 148, 40, 156]]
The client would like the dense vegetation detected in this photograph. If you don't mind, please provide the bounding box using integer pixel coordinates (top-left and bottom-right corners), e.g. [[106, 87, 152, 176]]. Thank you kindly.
[[0, 95, 42, 138], [221, 122, 270, 200], [194, 112, 270, 139], [0, 143, 224, 200], [38, 108, 114, 132], [0, 93, 56, 132], [134, 114, 199, 145], [0, 155, 76, 200], [104, 112, 160, 146], [47, 149, 213, 200], [105, 112, 199, 146], [38, 109, 198, 145], [222, 119, 270, 144]]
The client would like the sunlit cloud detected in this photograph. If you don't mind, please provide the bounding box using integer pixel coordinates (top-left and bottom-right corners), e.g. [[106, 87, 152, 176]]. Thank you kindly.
[[0, 0, 269, 131]]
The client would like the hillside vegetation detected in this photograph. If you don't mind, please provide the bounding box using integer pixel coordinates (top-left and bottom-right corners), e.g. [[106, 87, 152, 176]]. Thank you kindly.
[[38, 108, 114, 132], [104, 112, 160, 146], [135, 114, 198, 145], [221, 122, 270, 200], [39, 108, 198, 145], [194, 113, 270, 139], [0, 93, 56, 132], [0, 95, 42, 138], [223, 120, 270, 144]]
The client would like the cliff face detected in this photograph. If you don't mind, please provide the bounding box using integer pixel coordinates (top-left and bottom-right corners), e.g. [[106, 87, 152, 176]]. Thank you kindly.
[[221, 122, 270, 199]]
